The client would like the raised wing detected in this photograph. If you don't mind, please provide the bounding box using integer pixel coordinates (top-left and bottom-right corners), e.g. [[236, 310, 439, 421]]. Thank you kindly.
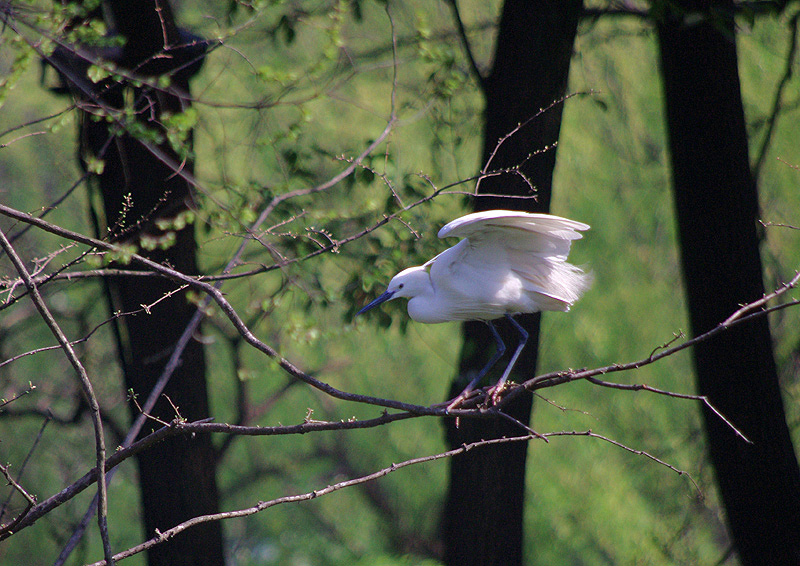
[[437, 210, 591, 309], [439, 209, 588, 239], [439, 210, 589, 259]]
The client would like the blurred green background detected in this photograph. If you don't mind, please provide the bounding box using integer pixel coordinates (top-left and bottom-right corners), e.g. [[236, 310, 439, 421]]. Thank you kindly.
[[0, 1, 799, 564]]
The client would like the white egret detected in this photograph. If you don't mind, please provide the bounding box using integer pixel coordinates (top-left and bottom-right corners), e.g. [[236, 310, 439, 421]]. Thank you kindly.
[[357, 209, 591, 403]]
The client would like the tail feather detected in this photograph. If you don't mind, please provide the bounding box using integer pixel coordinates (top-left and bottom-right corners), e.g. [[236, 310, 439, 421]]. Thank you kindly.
[[515, 260, 593, 308]]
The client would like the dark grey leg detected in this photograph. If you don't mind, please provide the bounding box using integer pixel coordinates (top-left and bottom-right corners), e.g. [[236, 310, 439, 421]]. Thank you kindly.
[[446, 320, 506, 411], [492, 315, 528, 394]]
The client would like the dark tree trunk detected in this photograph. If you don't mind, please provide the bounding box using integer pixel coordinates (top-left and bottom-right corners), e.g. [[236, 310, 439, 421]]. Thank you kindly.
[[656, 2, 800, 564], [65, 2, 224, 565], [442, 2, 582, 565]]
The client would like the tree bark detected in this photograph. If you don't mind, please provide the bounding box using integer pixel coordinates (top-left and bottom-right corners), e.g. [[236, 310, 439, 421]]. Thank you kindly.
[[67, 2, 225, 565], [442, 2, 582, 565], [656, 2, 800, 564]]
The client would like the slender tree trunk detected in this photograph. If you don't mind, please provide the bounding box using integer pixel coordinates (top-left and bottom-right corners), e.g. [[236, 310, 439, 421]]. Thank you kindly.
[[65, 2, 225, 565], [656, 2, 800, 564], [442, 2, 582, 565]]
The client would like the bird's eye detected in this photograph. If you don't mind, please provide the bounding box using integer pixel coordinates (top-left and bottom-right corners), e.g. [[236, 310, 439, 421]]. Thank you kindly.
[[398, 283, 404, 289]]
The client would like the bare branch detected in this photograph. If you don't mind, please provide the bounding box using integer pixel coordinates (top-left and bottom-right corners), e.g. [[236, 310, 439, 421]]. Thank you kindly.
[[0, 463, 36, 506], [752, 12, 800, 180], [0, 383, 37, 410], [0, 295, 182, 371], [83, 433, 538, 566], [476, 91, 596, 193], [584, 377, 751, 444], [443, 0, 487, 91], [0, 229, 114, 564], [544, 430, 701, 494], [0, 412, 50, 523]]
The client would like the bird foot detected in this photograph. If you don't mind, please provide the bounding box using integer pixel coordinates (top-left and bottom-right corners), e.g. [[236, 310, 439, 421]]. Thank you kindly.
[[487, 380, 512, 406], [444, 378, 515, 412], [446, 384, 505, 412], [445, 389, 475, 412]]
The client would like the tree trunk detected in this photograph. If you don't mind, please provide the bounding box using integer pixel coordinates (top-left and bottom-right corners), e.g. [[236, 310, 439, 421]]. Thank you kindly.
[[656, 2, 800, 564], [442, 2, 582, 565], [69, 2, 225, 565]]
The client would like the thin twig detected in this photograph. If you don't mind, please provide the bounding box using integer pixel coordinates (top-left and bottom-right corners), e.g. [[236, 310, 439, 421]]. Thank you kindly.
[[0, 463, 36, 506], [477, 91, 595, 193], [0, 299, 177, 370], [0, 461, 35, 536], [752, 12, 799, 180], [444, 0, 486, 91], [0, 412, 50, 522], [585, 377, 751, 444], [5, 170, 92, 248], [0, 383, 36, 410], [723, 270, 799, 325], [544, 430, 701, 494]]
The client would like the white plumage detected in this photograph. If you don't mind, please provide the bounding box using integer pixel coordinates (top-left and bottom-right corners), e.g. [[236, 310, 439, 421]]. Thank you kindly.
[[358, 210, 591, 403], [359, 210, 590, 321]]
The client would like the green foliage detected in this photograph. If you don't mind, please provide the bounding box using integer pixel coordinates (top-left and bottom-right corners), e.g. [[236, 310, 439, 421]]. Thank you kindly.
[[86, 63, 112, 84], [162, 107, 199, 158], [0, 38, 34, 110], [63, 17, 108, 46]]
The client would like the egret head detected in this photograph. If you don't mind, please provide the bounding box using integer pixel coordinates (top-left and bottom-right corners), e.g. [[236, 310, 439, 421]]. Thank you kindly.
[[356, 266, 430, 315]]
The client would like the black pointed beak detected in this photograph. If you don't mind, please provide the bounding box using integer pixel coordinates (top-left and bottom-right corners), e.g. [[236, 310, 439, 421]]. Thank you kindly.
[[356, 290, 395, 316]]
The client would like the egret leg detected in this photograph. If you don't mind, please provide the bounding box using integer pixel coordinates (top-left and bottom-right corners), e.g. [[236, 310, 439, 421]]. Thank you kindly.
[[490, 315, 528, 404], [446, 321, 506, 411]]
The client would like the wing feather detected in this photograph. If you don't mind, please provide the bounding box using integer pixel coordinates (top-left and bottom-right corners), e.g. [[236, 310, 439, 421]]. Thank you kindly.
[[439, 210, 588, 261], [438, 210, 589, 241], [438, 210, 591, 310]]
